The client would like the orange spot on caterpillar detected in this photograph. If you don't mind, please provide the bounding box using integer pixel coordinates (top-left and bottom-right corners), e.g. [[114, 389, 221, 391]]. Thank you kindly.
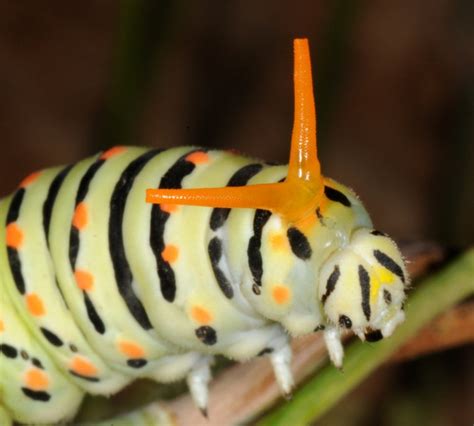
[[26, 293, 46, 316], [118, 340, 145, 358], [185, 151, 209, 165], [24, 368, 49, 390], [160, 204, 179, 213], [100, 146, 127, 160], [162, 245, 179, 263], [70, 355, 97, 377], [75, 270, 94, 291], [191, 306, 213, 325], [0, 319, 4, 332], [270, 233, 287, 250], [73, 202, 88, 230], [19, 171, 41, 188], [272, 285, 291, 305], [6, 223, 24, 249]]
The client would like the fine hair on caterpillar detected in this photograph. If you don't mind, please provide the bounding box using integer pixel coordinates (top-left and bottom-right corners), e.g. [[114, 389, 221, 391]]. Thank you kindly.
[[0, 39, 407, 424]]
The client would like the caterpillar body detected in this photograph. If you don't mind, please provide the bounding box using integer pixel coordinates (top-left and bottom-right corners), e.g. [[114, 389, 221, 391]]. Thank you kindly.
[[0, 39, 407, 424]]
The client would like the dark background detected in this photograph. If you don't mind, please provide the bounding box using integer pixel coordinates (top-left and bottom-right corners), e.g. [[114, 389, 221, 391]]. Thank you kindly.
[[1, 1, 472, 424]]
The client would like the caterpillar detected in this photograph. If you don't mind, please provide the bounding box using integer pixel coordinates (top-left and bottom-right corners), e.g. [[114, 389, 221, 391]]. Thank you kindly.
[[0, 39, 407, 424]]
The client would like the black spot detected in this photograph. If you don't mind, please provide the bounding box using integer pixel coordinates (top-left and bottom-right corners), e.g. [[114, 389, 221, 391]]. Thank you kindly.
[[374, 250, 405, 283], [208, 237, 234, 298], [127, 358, 148, 368], [257, 347, 274, 356], [7, 248, 25, 294], [69, 344, 78, 353], [247, 209, 272, 287], [358, 265, 371, 321], [252, 283, 261, 295], [314, 324, 325, 332], [322, 265, 340, 304], [20, 350, 29, 360], [22, 388, 51, 402], [84, 292, 106, 334], [109, 150, 162, 330], [383, 290, 392, 304], [69, 370, 100, 382], [316, 207, 325, 225], [32, 358, 44, 369], [370, 230, 387, 237], [339, 315, 352, 329], [195, 326, 217, 345], [210, 163, 263, 231], [365, 330, 383, 342], [0, 343, 18, 358], [6, 188, 25, 224], [40, 327, 63, 347], [68, 227, 80, 269], [5, 191, 27, 295], [75, 159, 105, 204], [287, 227, 312, 260], [324, 186, 351, 207], [157, 260, 177, 303], [43, 165, 73, 245]]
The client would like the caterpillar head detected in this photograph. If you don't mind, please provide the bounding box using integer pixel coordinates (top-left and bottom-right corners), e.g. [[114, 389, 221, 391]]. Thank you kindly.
[[319, 228, 407, 341]]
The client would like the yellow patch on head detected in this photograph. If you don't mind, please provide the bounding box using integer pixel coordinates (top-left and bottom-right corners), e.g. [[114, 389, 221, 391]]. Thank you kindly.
[[70, 356, 98, 377], [269, 233, 288, 251], [118, 340, 145, 358], [26, 293, 46, 316], [191, 306, 213, 324], [272, 285, 291, 305], [370, 267, 395, 304], [24, 368, 49, 390]]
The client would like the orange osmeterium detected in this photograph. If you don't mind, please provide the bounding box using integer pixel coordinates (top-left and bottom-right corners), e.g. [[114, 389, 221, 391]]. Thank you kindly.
[[146, 39, 323, 224]]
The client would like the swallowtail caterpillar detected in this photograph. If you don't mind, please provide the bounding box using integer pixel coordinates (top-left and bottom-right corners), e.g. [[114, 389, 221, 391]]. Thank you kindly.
[[0, 39, 407, 424]]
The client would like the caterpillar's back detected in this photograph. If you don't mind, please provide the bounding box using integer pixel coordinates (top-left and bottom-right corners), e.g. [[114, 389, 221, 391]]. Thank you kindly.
[[0, 40, 407, 424]]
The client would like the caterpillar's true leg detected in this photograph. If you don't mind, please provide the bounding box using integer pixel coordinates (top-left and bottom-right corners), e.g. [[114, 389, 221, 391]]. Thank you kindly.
[[323, 325, 344, 368], [186, 355, 213, 417], [268, 334, 294, 397]]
